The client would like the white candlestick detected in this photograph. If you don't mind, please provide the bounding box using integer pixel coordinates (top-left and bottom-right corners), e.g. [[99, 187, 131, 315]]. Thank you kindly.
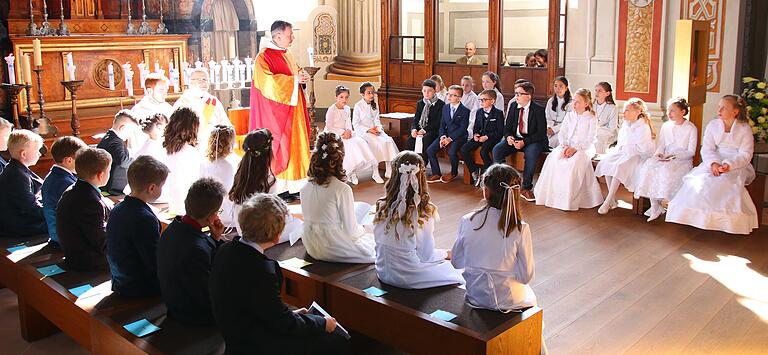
[[107, 62, 115, 90], [207, 60, 218, 84], [122, 63, 134, 97], [220, 59, 230, 86], [66, 52, 74, 67], [137, 62, 146, 88], [169, 68, 180, 93], [181, 61, 190, 85], [4, 54, 16, 85], [154, 61, 160, 73], [67, 65, 76, 81], [232, 57, 242, 84], [244, 56, 253, 83], [307, 47, 314, 67], [195, 59, 203, 69]]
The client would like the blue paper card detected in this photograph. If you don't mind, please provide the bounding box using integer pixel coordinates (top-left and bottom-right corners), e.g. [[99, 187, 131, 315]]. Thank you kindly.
[[362, 286, 387, 297], [430, 309, 457, 322], [6, 245, 28, 253], [37, 264, 65, 277], [68, 284, 93, 297], [123, 319, 161, 337]]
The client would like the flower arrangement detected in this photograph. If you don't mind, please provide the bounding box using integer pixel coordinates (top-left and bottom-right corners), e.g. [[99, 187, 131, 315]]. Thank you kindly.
[[741, 77, 768, 143]]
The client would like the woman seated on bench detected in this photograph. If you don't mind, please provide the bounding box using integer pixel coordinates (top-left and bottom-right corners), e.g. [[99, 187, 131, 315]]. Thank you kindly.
[[373, 151, 464, 289]]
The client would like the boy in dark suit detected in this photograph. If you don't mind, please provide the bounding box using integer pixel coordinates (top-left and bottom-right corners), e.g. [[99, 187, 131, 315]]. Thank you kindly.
[[0, 129, 46, 237], [97, 110, 139, 195], [42, 136, 87, 248], [210, 193, 349, 355], [426, 85, 471, 183], [57, 148, 113, 270], [157, 178, 226, 325], [460, 89, 505, 184], [107, 156, 169, 298], [492, 81, 548, 201], [406, 79, 445, 163]]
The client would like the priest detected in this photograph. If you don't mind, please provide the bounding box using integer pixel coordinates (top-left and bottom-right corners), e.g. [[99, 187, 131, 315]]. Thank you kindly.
[[173, 68, 231, 147], [249, 20, 311, 192]]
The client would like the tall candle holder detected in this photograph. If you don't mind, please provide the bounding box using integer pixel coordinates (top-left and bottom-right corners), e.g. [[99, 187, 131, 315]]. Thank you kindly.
[[26, 0, 38, 36], [138, 0, 153, 35], [156, 0, 168, 34], [57, 0, 69, 36], [303, 66, 320, 149], [60, 80, 84, 137], [32, 67, 57, 137], [126, 0, 137, 34], [23, 84, 33, 128], [39, 0, 54, 36], [1, 84, 26, 129]]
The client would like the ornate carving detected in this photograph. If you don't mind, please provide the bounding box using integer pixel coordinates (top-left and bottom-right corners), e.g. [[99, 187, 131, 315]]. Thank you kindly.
[[92, 59, 124, 90], [313, 12, 337, 62], [681, 0, 726, 92], [623, 2, 654, 94]]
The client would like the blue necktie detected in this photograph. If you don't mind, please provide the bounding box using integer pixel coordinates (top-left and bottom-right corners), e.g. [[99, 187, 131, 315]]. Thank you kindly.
[[451, 106, 456, 119]]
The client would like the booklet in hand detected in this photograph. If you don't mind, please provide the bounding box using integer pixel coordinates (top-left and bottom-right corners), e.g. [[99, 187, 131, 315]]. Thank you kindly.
[[308, 302, 351, 340]]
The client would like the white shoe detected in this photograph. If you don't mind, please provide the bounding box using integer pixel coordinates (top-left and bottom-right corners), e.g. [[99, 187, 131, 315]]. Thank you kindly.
[[371, 170, 384, 184], [349, 173, 359, 185], [598, 199, 617, 215], [384, 163, 392, 179], [646, 207, 664, 222]]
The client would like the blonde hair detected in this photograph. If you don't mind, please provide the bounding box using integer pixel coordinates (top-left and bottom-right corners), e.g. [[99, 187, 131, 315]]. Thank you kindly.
[[205, 125, 236, 162], [0, 118, 12, 131], [471, 164, 523, 237], [430, 74, 446, 92], [625, 98, 656, 139], [374, 151, 437, 238], [239, 193, 288, 244], [573, 88, 596, 116], [721, 95, 748, 122], [7, 130, 43, 158]]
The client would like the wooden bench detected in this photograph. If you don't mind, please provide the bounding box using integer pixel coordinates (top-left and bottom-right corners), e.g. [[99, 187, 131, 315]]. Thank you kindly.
[[326, 267, 543, 355], [264, 240, 372, 308]]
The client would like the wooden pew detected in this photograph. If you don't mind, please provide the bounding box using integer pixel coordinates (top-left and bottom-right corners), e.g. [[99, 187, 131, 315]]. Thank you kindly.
[[326, 267, 543, 355], [460, 150, 547, 185], [264, 240, 372, 308], [92, 301, 225, 355]]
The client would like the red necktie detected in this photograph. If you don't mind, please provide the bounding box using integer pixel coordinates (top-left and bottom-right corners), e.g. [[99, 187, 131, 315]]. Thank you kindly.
[[518, 107, 526, 135]]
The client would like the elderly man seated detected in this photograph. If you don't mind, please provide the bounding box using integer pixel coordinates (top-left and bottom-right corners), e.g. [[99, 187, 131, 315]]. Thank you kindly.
[[456, 42, 483, 65]]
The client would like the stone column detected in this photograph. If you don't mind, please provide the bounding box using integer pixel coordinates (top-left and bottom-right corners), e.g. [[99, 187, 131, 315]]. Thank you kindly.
[[327, 0, 381, 79]]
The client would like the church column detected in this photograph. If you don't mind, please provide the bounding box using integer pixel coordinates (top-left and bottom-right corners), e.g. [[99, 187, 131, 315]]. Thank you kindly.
[[327, 0, 381, 79]]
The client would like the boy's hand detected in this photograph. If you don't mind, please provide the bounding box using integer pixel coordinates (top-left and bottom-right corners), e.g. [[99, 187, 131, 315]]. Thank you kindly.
[[210, 217, 225, 240], [324, 316, 337, 333]]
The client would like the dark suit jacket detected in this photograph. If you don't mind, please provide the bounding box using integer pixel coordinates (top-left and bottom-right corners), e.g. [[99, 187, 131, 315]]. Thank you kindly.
[[473, 106, 505, 143], [210, 239, 327, 354], [157, 217, 222, 326], [439, 102, 471, 142], [56, 179, 111, 270], [41, 166, 77, 242], [97, 129, 133, 195], [503, 101, 547, 147], [107, 196, 161, 297], [0, 159, 46, 237], [412, 98, 445, 135]]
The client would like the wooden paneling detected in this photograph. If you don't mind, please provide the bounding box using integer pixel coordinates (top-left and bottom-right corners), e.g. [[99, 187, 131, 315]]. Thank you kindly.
[[401, 64, 414, 87]]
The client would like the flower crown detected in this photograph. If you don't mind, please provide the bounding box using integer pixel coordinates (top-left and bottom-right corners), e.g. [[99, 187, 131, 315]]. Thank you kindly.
[[244, 135, 272, 157]]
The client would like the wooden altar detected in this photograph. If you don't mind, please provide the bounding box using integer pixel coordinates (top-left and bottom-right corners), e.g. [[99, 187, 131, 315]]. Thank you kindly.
[[10, 34, 190, 113]]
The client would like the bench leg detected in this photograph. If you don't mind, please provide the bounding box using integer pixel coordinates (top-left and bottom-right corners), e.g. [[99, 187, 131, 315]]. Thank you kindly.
[[632, 197, 649, 215], [462, 164, 471, 185], [18, 297, 60, 342]]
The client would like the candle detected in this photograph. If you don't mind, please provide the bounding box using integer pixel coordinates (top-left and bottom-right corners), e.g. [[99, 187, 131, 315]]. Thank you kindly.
[[122, 63, 134, 97], [181, 61, 190, 85], [4, 54, 16, 85], [154, 61, 160, 73], [220, 58, 230, 86], [170, 68, 180, 93], [32, 38, 42, 67], [244, 56, 253, 83], [307, 47, 314, 67], [208, 59, 218, 84], [66, 52, 74, 67], [107, 62, 115, 90], [67, 65, 76, 81], [229, 36, 236, 59], [137, 62, 146, 88], [22, 54, 32, 84]]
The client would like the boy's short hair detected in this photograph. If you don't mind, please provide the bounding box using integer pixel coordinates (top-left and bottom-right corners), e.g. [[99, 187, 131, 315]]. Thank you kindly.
[[515, 81, 535, 95], [144, 73, 169, 89], [238, 193, 287, 244], [114, 109, 139, 126], [50, 136, 87, 164], [75, 148, 112, 180], [479, 89, 497, 100], [460, 75, 474, 83], [421, 79, 437, 90], [0, 117, 12, 131], [185, 178, 226, 220], [127, 156, 170, 192], [515, 78, 529, 85], [448, 84, 464, 95], [7, 130, 43, 158]]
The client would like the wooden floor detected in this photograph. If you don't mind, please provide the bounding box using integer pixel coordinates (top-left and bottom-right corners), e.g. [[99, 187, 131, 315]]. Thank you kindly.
[[0, 167, 766, 354], [352, 168, 768, 355]]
